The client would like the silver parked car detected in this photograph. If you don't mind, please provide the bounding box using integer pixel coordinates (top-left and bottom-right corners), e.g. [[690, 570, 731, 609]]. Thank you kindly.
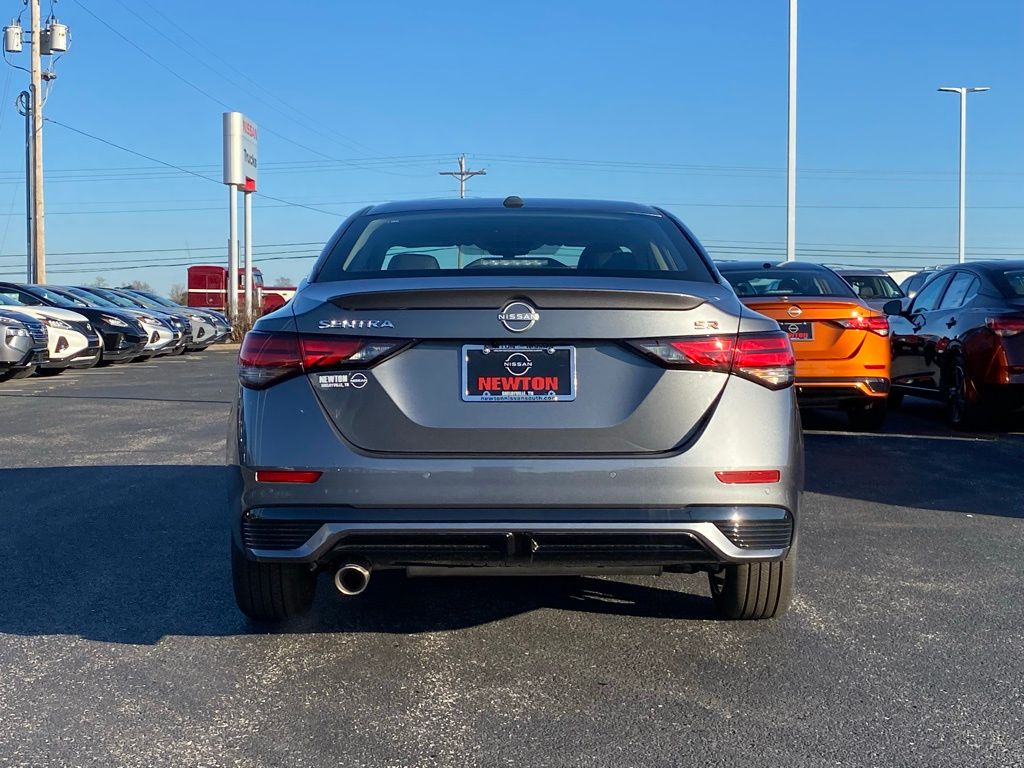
[[229, 198, 802, 622], [0, 309, 47, 381], [833, 267, 907, 311]]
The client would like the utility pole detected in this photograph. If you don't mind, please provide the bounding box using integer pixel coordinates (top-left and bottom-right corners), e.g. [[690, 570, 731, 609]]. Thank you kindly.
[[439, 154, 486, 198], [786, 0, 797, 262], [4, 4, 70, 283], [938, 86, 989, 263], [28, 0, 44, 282]]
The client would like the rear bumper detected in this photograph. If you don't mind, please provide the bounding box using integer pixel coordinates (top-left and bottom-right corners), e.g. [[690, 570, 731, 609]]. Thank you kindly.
[[238, 505, 794, 566], [230, 369, 804, 570], [796, 377, 889, 407]]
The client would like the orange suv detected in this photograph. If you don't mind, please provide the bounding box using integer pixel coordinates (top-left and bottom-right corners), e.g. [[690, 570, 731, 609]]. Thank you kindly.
[[718, 261, 891, 430]]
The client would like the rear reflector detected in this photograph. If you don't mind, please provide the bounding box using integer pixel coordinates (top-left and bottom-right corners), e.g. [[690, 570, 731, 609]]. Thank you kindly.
[[629, 331, 795, 390], [833, 314, 889, 336], [239, 331, 409, 389], [987, 316, 1024, 337], [715, 470, 781, 484], [254, 470, 322, 484]]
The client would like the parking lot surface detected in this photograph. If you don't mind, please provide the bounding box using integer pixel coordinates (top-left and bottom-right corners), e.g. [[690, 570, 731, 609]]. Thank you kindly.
[[1, 347, 1022, 768]]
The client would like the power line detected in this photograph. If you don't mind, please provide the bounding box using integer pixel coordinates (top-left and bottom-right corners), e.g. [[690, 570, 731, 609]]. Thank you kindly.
[[44, 117, 341, 216], [472, 152, 1024, 181], [135, 0, 380, 159], [71, 0, 423, 179]]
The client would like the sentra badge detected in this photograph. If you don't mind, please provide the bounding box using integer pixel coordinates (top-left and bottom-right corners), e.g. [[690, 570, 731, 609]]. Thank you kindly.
[[318, 319, 395, 329]]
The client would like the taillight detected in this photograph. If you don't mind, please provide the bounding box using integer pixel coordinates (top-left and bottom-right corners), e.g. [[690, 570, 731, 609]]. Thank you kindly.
[[239, 331, 408, 389], [833, 314, 889, 336], [986, 316, 1024, 337], [732, 333, 796, 389], [629, 331, 795, 390], [239, 332, 302, 389], [631, 338, 733, 371]]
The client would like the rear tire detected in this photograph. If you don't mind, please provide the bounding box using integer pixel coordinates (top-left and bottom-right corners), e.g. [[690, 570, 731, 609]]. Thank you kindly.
[[708, 548, 796, 620], [847, 400, 887, 431], [231, 542, 317, 622], [888, 391, 904, 409], [946, 356, 985, 430]]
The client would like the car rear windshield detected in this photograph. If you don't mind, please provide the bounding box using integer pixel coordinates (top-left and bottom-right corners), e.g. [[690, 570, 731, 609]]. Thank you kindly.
[[314, 210, 714, 283], [842, 274, 903, 299], [720, 269, 857, 298]]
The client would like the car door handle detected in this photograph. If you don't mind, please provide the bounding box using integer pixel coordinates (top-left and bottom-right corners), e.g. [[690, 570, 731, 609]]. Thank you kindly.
[[946, 318, 957, 328]]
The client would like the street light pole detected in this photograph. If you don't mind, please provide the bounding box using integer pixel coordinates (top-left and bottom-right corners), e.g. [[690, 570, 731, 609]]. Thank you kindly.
[[938, 86, 989, 264], [786, 0, 797, 262]]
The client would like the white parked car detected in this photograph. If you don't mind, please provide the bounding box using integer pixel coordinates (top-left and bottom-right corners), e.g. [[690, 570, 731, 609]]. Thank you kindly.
[[0, 294, 101, 373]]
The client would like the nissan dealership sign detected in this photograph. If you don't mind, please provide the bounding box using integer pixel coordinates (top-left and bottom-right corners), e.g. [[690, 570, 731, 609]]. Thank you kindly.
[[223, 112, 258, 191]]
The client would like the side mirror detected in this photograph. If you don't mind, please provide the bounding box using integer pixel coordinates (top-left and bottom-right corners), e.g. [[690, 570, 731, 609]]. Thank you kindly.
[[882, 299, 904, 316]]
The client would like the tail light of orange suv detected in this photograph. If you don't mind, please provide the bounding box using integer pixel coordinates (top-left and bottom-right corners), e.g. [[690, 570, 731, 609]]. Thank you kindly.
[[832, 315, 889, 336]]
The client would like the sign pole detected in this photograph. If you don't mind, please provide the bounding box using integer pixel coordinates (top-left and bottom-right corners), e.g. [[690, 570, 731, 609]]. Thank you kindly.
[[223, 111, 258, 323], [227, 183, 238, 320], [243, 190, 253, 319]]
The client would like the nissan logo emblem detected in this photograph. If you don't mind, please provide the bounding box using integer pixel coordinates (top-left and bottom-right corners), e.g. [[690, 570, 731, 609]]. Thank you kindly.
[[787, 305, 802, 318], [498, 300, 539, 333]]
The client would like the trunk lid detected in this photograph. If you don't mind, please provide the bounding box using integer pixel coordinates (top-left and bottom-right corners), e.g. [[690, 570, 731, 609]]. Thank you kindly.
[[292, 276, 741, 455], [741, 297, 871, 361]]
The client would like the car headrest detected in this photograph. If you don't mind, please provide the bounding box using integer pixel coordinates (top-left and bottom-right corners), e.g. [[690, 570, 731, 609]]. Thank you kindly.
[[387, 252, 441, 271], [578, 246, 639, 271]]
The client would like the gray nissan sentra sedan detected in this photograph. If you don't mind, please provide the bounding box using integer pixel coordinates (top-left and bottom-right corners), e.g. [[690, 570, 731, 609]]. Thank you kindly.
[[228, 197, 802, 622]]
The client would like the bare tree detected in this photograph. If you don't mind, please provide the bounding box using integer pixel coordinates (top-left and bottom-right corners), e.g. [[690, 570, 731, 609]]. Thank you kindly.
[[272, 276, 294, 287], [90, 276, 109, 287], [169, 284, 187, 304], [125, 280, 153, 292]]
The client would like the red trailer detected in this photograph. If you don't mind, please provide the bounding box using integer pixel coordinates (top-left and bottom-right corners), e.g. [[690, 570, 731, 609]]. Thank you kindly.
[[187, 265, 268, 314]]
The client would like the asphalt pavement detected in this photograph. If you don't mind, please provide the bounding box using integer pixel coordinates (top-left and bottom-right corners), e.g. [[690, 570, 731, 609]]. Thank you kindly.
[[1, 348, 1022, 767]]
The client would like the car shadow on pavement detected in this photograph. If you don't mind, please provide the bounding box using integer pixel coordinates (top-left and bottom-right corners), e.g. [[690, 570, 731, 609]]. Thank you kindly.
[[0, 465, 716, 645], [804, 431, 1024, 519]]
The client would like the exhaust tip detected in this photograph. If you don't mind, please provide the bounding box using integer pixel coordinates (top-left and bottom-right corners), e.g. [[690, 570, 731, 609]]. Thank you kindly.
[[333, 563, 371, 596]]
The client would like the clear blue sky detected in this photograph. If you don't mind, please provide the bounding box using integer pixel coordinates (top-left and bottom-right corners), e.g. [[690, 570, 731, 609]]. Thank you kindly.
[[0, 0, 1021, 292]]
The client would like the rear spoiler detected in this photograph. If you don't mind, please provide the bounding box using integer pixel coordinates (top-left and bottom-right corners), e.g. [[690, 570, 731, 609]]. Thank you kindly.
[[331, 288, 705, 311]]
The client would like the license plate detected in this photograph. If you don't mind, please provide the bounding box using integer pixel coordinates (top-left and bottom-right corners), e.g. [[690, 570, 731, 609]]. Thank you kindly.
[[462, 345, 576, 402], [783, 321, 814, 342]]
